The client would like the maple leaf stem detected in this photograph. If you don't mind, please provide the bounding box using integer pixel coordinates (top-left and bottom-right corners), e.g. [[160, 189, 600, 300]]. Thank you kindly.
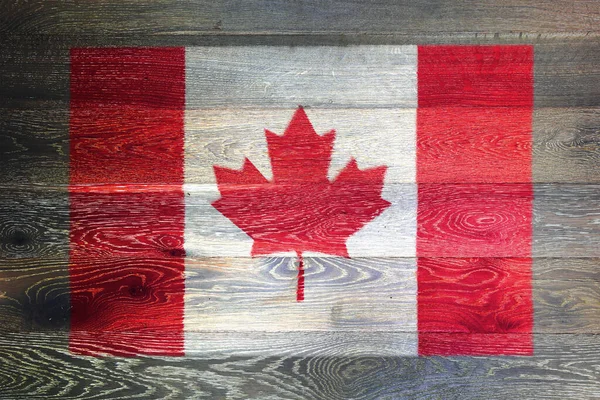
[[296, 251, 304, 302]]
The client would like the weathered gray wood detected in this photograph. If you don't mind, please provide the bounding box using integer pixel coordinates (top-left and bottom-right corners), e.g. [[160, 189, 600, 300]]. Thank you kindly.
[[0, 189, 68, 259], [2, 256, 599, 334], [3, 32, 600, 48], [533, 184, 600, 257], [0, 44, 69, 108], [533, 258, 600, 281], [0, 332, 600, 399], [0, 45, 70, 188], [0, 109, 70, 185], [534, 280, 600, 333], [534, 42, 600, 107], [1, 0, 598, 35], [533, 108, 600, 183], [0, 257, 69, 331]]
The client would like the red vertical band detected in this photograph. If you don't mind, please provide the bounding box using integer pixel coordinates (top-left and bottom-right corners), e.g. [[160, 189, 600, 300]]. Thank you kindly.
[[69, 48, 186, 356], [417, 46, 534, 355]]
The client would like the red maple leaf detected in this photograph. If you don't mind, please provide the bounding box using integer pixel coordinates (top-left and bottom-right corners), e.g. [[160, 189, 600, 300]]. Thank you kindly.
[[212, 107, 390, 301]]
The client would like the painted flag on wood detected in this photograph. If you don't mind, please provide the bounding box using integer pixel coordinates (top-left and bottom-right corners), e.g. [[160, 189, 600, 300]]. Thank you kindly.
[[69, 45, 534, 357]]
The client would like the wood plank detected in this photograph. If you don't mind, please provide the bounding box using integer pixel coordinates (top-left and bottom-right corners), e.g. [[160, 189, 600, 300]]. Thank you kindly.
[[0, 42, 598, 109], [533, 184, 600, 257], [533, 258, 600, 281], [1, 1, 598, 35], [0, 257, 69, 332], [2, 32, 600, 48], [184, 257, 600, 334], [0, 109, 69, 185], [2, 257, 599, 334], [2, 106, 599, 185], [533, 108, 600, 183], [0, 44, 69, 108], [183, 257, 417, 334], [0, 332, 599, 399], [185, 46, 417, 109], [0, 189, 68, 259], [534, 42, 600, 107], [1, 185, 598, 258], [534, 279, 600, 333], [185, 183, 416, 258]]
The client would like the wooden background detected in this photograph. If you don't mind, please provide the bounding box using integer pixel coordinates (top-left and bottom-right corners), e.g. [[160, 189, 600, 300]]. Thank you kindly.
[[1, 1, 600, 399]]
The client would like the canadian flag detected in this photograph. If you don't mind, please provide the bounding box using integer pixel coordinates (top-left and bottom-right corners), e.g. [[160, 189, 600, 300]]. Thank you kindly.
[[69, 45, 533, 357]]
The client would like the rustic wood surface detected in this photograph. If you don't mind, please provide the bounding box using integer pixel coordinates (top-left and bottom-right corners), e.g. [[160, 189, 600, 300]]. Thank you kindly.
[[1, 185, 598, 258], [4, 256, 600, 334], [1, 0, 598, 35], [2, 0, 600, 398], [1, 333, 600, 399]]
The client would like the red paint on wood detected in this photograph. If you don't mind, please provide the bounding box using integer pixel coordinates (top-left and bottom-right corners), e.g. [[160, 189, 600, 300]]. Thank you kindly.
[[417, 184, 533, 258], [70, 48, 185, 184], [69, 48, 185, 356], [418, 333, 533, 356], [212, 107, 390, 301], [417, 45, 533, 183], [417, 258, 533, 355], [417, 45, 534, 355]]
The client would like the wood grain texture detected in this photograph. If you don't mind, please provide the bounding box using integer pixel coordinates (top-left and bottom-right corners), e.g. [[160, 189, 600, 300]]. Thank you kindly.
[[185, 108, 416, 184], [1, 332, 600, 399], [534, 42, 600, 107], [1, 3, 599, 394], [533, 257, 600, 281], [0, 189, 68, 259], [3, 106, 599, 185], [68, 49, 188, 355], [0, 44, 69, 108], [533, 108, 600, 183], [0, 257, 70, 332], [417, 257, 533, 355], [534, 280, 600, 333], [1, 185, 598, 259], [0, 109, 69, 185], [186, 46, 417, 108], [533, 184, 600, 257], [1, 42, 599, 108], [185, 183, 416, 257], [2, 257, 599, 335], [1, 0, 599, 35], [184, 257, 417, 336], [417, 184, 533, 257]]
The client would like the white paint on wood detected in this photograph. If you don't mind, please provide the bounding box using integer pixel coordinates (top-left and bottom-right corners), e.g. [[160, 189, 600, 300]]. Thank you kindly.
[[185, 46, 417, 108], [184, 108, 416, 184], [184, 257, 417, 355], [184, 47, 417, 258]]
